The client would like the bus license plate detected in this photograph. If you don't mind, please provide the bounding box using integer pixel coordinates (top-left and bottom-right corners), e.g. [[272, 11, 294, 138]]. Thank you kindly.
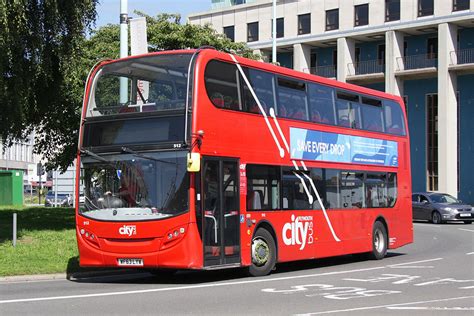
[[117, 258, 143, 266], [460, 213, 471, 217]]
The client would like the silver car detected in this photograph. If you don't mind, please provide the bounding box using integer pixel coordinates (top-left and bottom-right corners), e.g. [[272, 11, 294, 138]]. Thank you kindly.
[[412, 192, 473, 224]]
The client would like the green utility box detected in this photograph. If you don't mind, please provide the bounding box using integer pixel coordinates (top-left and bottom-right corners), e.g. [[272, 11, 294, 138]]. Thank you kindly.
[[0, 170, 24, 206]]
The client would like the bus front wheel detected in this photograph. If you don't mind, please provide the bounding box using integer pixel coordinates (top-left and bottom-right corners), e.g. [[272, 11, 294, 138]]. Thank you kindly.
[[249, 228, 276, 277], [370, 221, 388, 260]]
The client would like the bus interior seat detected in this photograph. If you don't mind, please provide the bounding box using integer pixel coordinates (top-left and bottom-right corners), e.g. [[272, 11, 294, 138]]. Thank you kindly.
[[292, 110, 305, 120], [387, 124, 403, 134], [278, 105, 287, 117], [247, 190, 263, 210]]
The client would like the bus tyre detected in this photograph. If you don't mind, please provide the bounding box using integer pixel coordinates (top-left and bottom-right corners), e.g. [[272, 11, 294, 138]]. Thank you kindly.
[[249, 228, 276, 277], [370, 221, 388, 260], [464, 221, 472, 224], [431, 211, 443, 224]]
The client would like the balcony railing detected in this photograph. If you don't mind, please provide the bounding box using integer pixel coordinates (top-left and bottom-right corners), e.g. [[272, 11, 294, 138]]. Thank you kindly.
[[308, 65, 337, 78], [396, 54, 437, 71], [450, 48, 474, 65], [348, 59, 385, 76]]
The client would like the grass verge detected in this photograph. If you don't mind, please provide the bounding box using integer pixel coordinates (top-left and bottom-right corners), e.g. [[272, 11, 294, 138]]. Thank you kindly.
[[0, 206, 82, 276]]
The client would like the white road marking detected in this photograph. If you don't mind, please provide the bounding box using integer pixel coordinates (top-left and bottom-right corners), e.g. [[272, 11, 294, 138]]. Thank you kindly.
[[466, 252, 474, 255], [458, 228, 474, 233], [387, 258, 443, 267], [295, 296, 474, 315], [413, 223, 441, 228], [387, 307, 474, 311], [0, 257, 445, 304], [389, 266, 434, 269]]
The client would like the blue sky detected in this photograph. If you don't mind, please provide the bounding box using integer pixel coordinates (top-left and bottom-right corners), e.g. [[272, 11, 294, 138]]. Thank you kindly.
[[95, 0, 211, 27]]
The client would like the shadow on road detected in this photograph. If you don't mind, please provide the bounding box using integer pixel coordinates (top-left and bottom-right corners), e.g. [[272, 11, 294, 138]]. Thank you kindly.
[[69, 252, 406, 286]]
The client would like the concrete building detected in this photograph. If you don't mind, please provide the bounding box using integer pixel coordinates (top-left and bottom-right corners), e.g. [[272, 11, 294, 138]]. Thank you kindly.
[[0, 134, 42, 189], [189, 0, 474, 203]]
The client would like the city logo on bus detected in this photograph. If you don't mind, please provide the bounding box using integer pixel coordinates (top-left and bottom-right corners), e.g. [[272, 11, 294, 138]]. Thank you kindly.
[[119, 225, 137, 236], [282, 215, 314, 250]]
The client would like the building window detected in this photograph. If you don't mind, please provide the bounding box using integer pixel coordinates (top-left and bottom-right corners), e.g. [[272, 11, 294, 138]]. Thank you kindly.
[[223, 25, 235, 42], [271, 17, 284, 38], [298, 13, 311, 35], [354, 4, 369, 27], [378, 44, 386, 65], [427, 37, 438, 59], [418, 0, 434, 17], [385, 0, 400, 22], [326, 9, 339, 31], [247, 22, 259, 42], [453, 0, 469, 11], [427, 94, 438, 191]]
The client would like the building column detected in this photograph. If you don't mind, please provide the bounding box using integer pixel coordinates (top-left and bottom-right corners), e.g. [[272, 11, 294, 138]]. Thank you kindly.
[[337, 37, 355, 82], [293, 43, 311, 73], [385, 30, 404, 96], [438, 23, 458, 197]]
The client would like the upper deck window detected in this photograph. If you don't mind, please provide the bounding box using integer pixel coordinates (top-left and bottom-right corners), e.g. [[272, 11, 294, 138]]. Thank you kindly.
[[204, 60, 241, 110], [203, 59, 407, 136], [242, 68, 276, 114], [308, 83, 336, 125], [360, 97, 384, 132], [277, 77, 308, 120], [384, 100, 406, 136], [86, 54, 192, 118]]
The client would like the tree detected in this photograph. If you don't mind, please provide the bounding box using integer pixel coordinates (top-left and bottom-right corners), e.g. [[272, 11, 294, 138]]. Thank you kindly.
[[0, 0, 98, 168], [1, 9, 258, 171]]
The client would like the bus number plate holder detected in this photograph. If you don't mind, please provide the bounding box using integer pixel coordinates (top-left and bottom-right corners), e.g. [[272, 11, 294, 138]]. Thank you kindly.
[[117, 258, 144, 266]]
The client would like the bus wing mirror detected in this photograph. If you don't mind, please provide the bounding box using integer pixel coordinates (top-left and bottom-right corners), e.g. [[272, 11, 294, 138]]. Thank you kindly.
[[187, 153, 201, 172]]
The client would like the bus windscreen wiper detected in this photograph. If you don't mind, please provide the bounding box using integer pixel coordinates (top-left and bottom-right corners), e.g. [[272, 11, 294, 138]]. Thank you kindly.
[[121, 147, 176, 165], [80, 148, 109, 163]]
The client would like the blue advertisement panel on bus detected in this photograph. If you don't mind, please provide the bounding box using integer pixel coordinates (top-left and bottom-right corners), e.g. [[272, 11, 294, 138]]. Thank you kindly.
[[290, 127, 398, 167]]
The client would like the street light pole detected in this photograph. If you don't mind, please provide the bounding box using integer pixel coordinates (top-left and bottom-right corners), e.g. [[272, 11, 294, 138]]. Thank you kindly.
[[272, 0, 277, 64], [119, 0, 129, 104]]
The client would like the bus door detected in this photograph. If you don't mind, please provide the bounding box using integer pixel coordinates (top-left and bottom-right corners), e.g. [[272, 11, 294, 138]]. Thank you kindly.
[[202, 158, 240, 266]]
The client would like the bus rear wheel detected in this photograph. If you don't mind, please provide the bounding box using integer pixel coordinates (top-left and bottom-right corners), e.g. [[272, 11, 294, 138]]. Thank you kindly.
[[248, 228, 276, 277], [370, 221, 388, 260]]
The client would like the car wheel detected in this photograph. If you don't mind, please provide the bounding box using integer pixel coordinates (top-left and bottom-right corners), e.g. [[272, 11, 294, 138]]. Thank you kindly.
[[431, 211, 443, 224], [369, 221, 388, 260], [464, 221, 472, 225], [248, 228, 276, 277]]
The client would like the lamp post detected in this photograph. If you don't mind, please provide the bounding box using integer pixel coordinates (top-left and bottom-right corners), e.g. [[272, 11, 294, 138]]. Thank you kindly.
[[272, 0, 277, 64], [119, 0, 128, 104]]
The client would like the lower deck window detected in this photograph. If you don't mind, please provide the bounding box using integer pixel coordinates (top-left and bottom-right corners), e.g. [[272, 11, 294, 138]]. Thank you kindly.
[[246, 164, 397, 211]]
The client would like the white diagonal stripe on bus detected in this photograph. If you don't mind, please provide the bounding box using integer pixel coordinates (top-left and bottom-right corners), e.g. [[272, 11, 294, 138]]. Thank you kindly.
[[229, 54, 285, 158], [229, 53, 340, 242], [269, 107, 290, 153], [293, 171, 314, 205], [301, 171, 341, 242]]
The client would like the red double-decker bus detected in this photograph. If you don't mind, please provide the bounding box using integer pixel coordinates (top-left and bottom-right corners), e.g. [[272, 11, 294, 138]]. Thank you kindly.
[[76, 48, 412, 276]]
